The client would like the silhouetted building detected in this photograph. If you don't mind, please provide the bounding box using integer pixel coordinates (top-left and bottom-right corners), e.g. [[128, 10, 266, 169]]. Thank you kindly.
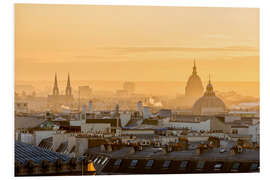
[[185, 60, 204, 99], [47, 73, 74, 110]]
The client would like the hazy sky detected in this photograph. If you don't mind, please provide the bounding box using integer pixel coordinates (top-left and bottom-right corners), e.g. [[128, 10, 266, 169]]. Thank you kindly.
[[15, 4, 259, 82]]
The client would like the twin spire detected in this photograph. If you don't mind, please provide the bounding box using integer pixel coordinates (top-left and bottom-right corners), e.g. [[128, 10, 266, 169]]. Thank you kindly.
[[53, 73, 59, 96], [53, 73, 72, 96]]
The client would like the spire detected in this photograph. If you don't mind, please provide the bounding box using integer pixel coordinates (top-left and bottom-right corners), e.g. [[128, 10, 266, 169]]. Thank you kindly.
[[205, 73, 215, 96], [65, 73, 72, 96], [53, 73, 59, 96], [192, 59, 197, 75], [67, 73, 71, 87]]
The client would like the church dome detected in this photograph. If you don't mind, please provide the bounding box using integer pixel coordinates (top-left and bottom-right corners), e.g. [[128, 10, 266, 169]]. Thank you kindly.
[[185, 61, 204, 98], [192, 79, 226, 115]]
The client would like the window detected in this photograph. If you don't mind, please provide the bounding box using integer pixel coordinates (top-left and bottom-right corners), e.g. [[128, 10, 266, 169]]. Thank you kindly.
[[162, 160, 171, 168], [250, 163, 258, 170], [196, 161, 205, 169], [97, 158, 102, 164], [130, 160, 138, 167], [114, 159, 122, 166], [180, 161, 189, 169], [231, 162, 240, 170], [232, 129, 238, 134], [102, 157, 109, 165], [93, 157, 99, 163], [214, 163, 223, 170], [145, 160, 154, 168]]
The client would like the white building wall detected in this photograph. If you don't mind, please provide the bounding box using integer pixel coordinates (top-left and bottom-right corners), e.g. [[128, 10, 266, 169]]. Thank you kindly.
[[51, 133, 77, 153], [231, 127, 249, 135], [52, 133, 68, 151], [20, 133, 34, 145], [224, 115, 241, 123], [248, 123, 260, 143], [160, 136, 178, 145], [34, 130, 57, 146], [143, 106, 151, 119], [121, 129, 155, 135], [70, 120, 81, 127], [120, 112, 131, 127], [15, 102, 28, 113], [167, 119, 211, 131], [81, 123, 111, 133], [186, 136, 209, 142], [76, 138, 88, 157]]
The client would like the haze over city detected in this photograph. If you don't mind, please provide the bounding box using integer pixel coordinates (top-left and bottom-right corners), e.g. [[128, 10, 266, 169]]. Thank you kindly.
[[15, 5, 259, 82]]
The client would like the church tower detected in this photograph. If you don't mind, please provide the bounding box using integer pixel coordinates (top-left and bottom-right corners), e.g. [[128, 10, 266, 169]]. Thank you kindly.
[[65, 73, 72, 96], [53, 73, 59, 96]]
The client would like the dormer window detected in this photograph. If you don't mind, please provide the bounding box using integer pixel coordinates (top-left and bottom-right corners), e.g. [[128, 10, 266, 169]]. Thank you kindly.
[[130, 160, 138, 168], [179, 161, 189, 169], [114, 159, 122, 167], [231, 162, 240, 171], [196, 161, 205, 169], [250, 163, 259, 171], [145, 160, 154, 168], [162, 160, 171, 168], [213, 162, 223, 170]]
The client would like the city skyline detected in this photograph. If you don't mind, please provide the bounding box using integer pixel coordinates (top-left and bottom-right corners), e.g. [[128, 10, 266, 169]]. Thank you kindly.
[[14, 4, 260, 176]]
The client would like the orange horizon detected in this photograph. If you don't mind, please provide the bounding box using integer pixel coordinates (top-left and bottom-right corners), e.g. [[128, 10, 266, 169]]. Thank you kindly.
[[15, 4, 259, 85]]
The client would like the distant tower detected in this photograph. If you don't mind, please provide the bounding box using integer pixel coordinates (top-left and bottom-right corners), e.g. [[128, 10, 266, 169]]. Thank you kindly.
[[115, 104, 119, 114], [88, 101, 93, 113], [137, 101, 143, 113], [143, 106, 151, 119], [53, 73, 59, 96], [81, 105, 87, 123], [65, 73, 72, 96]]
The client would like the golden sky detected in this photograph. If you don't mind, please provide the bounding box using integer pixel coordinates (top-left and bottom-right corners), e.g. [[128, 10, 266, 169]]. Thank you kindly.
[[15, 4, 259, 82]]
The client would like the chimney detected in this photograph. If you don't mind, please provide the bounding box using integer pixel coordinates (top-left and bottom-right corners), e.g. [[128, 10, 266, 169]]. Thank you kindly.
[[88, 101, 93, 113], [128, 146, 135, 154], [230, 148, 236, 155], [106, 144, 112, 152], [100, 144, 106, 152], [81, 105, 87, 123], [196, 148, 201, 155]]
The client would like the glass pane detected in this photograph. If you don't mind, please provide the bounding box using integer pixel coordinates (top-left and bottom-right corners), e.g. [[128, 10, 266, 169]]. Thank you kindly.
[[250, 163, 258, 170], [114, 159, 122, 166], [130, 160, 138, 167], [180, 161, 188, 168], [197, 161, 205, 169], [214, 163, 223, 169], [232, 162, 240, 170], [145, 160, 154, 167], [163, 160, 171, 168]]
